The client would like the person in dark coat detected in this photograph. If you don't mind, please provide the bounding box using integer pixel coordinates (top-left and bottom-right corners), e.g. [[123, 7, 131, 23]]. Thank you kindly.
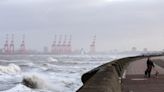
[[145, 57, 155, 78]]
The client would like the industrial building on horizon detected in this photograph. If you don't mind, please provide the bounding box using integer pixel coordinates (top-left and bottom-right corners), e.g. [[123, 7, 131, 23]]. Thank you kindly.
[[0, 34, 97, 55], [0, 34, 162, 55]]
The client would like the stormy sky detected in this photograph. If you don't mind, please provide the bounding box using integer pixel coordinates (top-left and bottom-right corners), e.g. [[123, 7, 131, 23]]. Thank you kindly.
[[0, 0, 164, 52]]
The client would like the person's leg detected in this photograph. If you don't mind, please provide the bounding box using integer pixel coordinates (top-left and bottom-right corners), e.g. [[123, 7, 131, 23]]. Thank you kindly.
[[148, 69, 152, 78], [148, 71, 150, 78], [145, 69, 148, 77]]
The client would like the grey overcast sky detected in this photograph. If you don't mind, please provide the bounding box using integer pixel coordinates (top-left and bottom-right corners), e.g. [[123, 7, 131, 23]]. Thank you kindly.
[[0, 0, 164, 52]]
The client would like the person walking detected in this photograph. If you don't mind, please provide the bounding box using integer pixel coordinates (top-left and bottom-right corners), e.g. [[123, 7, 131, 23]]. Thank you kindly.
[[145, 57, 155, 78]]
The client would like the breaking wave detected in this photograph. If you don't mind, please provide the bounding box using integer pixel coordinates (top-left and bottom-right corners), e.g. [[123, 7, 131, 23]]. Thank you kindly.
[[48, 57, 58, 62], [22, 73, 57, 91], [0, 64, 21, 74]]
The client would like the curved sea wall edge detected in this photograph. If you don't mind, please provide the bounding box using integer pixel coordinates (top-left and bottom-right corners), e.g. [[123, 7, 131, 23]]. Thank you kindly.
[[77, 55, 148, 92]]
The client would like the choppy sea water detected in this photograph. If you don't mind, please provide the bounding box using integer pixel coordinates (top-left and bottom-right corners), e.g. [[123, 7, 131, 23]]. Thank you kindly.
[[0, 54, 135, 92]]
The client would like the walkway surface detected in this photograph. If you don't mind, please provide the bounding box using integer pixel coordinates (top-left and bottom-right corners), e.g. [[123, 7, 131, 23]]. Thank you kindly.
[[122, 57, 164, 92]]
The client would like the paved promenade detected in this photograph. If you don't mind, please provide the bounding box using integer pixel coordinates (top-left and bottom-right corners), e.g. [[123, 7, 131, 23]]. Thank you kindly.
[[122, 57, 164, 92]]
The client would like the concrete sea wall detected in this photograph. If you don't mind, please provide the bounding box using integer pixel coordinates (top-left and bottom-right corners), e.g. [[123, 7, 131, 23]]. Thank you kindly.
[[77, 56, 144, 92]]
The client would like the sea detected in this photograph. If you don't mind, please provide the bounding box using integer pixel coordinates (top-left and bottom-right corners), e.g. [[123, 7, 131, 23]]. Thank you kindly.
[[0, 54, 138, 92]]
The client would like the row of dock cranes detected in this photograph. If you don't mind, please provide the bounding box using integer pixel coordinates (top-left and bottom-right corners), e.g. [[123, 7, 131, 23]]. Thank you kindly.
[[3, 34, 25, 54], [49, 35, 96, 54], [1, 34, 96, 55], [51, 35, 72, 54]]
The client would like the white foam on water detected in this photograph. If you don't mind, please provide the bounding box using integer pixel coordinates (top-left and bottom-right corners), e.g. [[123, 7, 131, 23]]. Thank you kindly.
[[48, 57, 58, 62], [1, 84, 33, 92], [0, 64, 21, 74], [22, 72, 60, 92]]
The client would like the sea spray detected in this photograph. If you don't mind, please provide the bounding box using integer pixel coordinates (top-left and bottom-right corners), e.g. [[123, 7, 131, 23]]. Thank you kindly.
[[22, 73, 58, 91], [0, 63, 21, 74]]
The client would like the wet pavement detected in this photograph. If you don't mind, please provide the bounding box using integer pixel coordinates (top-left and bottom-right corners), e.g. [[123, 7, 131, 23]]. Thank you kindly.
[[122, 58, 164, 92]]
